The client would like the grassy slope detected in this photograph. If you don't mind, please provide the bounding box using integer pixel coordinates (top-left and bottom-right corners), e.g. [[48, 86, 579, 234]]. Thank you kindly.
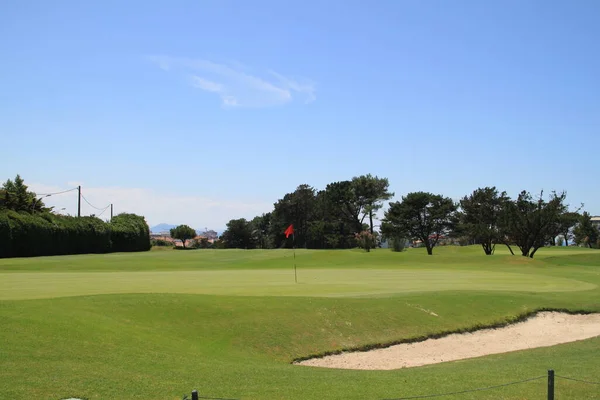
[[0, 246, 599, 399]]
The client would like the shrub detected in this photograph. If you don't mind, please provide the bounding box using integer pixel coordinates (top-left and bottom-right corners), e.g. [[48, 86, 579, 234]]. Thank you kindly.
[[151, 239, 172, 247], [198, 237, 211, 249], [187, 238, 211, 249], [110, 213, 151, 253], [355, 230, 376, 252], [391, 237, 407, 252]]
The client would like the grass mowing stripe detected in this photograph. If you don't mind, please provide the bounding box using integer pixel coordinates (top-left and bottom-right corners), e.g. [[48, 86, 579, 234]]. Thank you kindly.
[[0, 269, 594, 300], [1, 246, 598, 273]]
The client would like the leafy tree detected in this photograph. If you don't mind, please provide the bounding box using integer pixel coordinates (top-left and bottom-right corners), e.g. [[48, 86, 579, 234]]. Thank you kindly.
[[503, 190, 567, 258], [169, 224, 196, 248], [383, 192, 457, 255], [556, 211, 580, 246], [458, 187, 510, 255], [0, 189, 7, 210], [574, 212, 599, 248], [320, 182, 365, 248], [1, 175, 45, 213], [1, 180, 17, 211], [250, 213, 272, 249], [249, 176, 392, 250], [351, 174, 394, 234], [221, 218, 256, 249], [324, 181, 365, 231], [305, 190, 335, 249], [355, 230, 376, 252], [270, 185, 316, 248], [213, 238, 226, 249]]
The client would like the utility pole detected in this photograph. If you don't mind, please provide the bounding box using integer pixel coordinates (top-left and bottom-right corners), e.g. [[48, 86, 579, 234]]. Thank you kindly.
[[77, 186, 81, 217], [110, 204, 113, 221]]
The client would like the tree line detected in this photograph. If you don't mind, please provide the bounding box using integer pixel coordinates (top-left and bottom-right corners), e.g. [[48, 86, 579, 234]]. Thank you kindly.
[[383, 187, 597, 257], [219, 174, 394, 250], [0, 175, 151, 258], [216, 176, 599, 258]]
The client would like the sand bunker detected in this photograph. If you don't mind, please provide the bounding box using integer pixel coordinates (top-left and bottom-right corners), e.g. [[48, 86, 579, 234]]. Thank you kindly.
[[296, 312, 600, 370]]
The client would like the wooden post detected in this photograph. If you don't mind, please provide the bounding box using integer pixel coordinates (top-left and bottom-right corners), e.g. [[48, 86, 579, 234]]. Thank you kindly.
[[547, 370, 554, 400]]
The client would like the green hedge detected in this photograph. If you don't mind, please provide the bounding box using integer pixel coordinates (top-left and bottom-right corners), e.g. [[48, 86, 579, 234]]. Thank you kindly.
[[0, 210, 150, 258], [0, 212, 12, 258], [110, 213, 151, 253]]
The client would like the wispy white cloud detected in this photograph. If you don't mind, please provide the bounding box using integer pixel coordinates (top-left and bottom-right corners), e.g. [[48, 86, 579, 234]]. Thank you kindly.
[[149, 55, 316, 108], [191, 77, 223, 93], [269, 70, 316, 104], [29, 182, 272, 231]]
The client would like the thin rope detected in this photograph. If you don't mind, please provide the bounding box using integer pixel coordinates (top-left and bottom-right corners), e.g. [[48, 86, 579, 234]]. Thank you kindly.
[[556, 375, 600, 385], [383, 375, 546, 399]]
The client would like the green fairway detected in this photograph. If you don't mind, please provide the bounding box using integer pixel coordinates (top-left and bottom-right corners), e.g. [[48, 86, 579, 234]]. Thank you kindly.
[[0, 269, 595, 301], [1, 246, 600, 399]]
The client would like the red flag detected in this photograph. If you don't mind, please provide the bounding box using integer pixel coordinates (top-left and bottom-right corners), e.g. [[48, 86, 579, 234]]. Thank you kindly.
[[285, 224, 294, 238]]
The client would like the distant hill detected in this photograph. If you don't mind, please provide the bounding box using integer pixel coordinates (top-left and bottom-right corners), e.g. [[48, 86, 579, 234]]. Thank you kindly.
[[150, 223, 176, 234]]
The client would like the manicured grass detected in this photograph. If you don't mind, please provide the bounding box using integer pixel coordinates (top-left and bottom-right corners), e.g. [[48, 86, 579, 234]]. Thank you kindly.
[[0, 269, 594, 301], [1, 246, 599, 399]]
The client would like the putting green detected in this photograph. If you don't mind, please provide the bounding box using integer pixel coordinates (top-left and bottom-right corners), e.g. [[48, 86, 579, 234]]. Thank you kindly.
[[0, 269, 595, 300]]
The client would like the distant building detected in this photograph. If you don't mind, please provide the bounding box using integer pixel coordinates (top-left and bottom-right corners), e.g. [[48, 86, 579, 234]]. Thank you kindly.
[[202, 230, 219, 240], [150, 234, 177, 244], [592, 216, 600, 231]]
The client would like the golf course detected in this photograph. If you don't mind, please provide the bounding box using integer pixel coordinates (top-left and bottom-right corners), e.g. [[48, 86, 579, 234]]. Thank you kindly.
[[1, 246, 599, 399]]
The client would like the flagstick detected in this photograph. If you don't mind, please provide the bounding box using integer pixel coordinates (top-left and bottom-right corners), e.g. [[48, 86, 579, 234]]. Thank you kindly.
[[293, 232, 297, 283]]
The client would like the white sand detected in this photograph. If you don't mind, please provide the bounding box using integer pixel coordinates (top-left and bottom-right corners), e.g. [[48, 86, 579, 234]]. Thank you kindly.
[[296, 312, 600, 370]]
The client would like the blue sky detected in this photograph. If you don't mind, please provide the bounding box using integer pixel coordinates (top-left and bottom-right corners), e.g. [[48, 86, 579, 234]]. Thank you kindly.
[[1, 0, 599, 230]]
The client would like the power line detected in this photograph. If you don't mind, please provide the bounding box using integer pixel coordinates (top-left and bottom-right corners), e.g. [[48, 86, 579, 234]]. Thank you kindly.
[[80, 192, 110, 211], [96, 205, 111, 218], [383, 375, 546, 400], [36, 187, 78, 196]]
